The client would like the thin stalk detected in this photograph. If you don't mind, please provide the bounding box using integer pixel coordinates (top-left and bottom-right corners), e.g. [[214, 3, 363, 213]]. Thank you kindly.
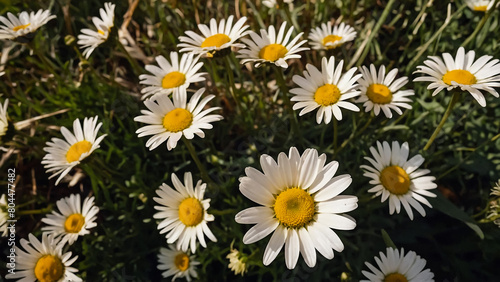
[[423, 92, 460, 151], [223, 56, 241, 113], [17, 207, 52, 215], [272, 65, 300, 136], [462, 0, 500, 48], [117, 40, 142, 76], [336, 114, 374, 156], [333, 118, 338, 152], [182, 136, 214, 187]]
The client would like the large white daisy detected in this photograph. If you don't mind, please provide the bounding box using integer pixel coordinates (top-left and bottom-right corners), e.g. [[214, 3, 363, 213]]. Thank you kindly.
[[41, 194, 99, 246], [178, 15, 249, 56], [135, 87, 223, 151], [308, 22, 357, 51], [0, 98, 8, 137], [0, 194, 7, 237], [290, 56, 361, 123], [361, 247, 435, 282], [465, 0, 495, 11], [235, 147, 358, 269], [153, 172, 217, 253], [237, 21, 309, 68], [356, 64, 414, 118], [139, 52, 206, 100], [157, 245, 200, 281], [5, 233, 82, 281], [77, 2, 115, 59], [42, 116, 107, 186], [0, 9, 55, 41], [360, 141, 437, 220], [413, 47, 500, 107]]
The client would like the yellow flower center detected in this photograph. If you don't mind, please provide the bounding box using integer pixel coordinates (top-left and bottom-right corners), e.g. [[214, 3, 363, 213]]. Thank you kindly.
[[366, 83, 393, 104], [380, 166, 411, 195], [174, 253, 190, 271], [273, 187, 315, 228], [314, 84, 341, 106], [474, 5, 488, 11], [161, 71, 186, 89], [13, 23, 30, 32], [201, 33, 231, 48], [66, 140, 92, 163], [384, 272, 408, 282], [178, 197, 204, 226], [64, 213, 86, 233], [259, 43, 288, 62], [322, 35, 343, 49], [34, 255, 64, 282], [442, 69, 477, 86], [162, 108, 193, 133]]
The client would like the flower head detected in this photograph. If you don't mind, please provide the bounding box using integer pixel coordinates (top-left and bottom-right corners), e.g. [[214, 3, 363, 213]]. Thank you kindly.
[[360, 141, 437, 220], [290, 56, 361, 123], [42, 194, 99, 246], [357, 64, 414, 118], [465, 0, 495, 11], [227, 247, 248, 276], [77, 2, 115, 59], [237, 21, 309, 68], [235, 147, 358, 269], [0, 9, 55, 42], [308, 22, 357, 50], [42, 116, 107, 186], [153, 172, 217, 253], [157, 245, 200, 281], [361, 248, 434, 282], [413, 47, 500, 107]]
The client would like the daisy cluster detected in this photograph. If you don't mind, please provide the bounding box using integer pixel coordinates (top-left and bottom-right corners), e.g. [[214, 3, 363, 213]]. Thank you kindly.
[[0, 0, 499, 281]]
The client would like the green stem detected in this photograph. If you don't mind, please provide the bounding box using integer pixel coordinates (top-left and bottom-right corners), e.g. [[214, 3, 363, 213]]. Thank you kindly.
[[272, 65, 300, 136], [333, 118, 338, 152], [462, 0, 500, 48], [117, 40, 142, 76], [336, 114, 374, 156], [423, 92, 460, 151], [182, 137, 214, 187], [223, 56, 241, 112], [17, 207, 52, 215]]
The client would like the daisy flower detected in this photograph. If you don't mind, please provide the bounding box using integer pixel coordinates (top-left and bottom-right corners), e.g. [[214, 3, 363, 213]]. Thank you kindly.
[[290, 56, 361, 123], [413, 47, 500, 107], [178, 15, 250, 57], [135, 87, 223, 151], [226, 247, 248, 276], [361, 247, 435, 282], [308, 22, 357, 50], [0, 194, 7, 237], [0, 9, 55, 41], [237, 21, 309, 68], [42, 116, 107, 186], [5, 233, 82, 281], [0, 98, 8, 137], [262, 0, 294, 9], [356, 64, 415, 118], [465, 0, 495, 11], [139, 52, 206, 100], [157, 245, 200, 281], [235, 147, 358, 269], [360, 141, 437, 220], [153, 172, 217, 253], [41, 194, 99, 246], [77, 2, 115, 59]]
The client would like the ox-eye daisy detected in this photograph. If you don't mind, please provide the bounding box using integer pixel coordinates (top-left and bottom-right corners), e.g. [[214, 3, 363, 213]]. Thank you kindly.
[[139, 52, 206, 100], [360, 141, 437, 220], [308, 22, 357, 50], [135, 87, 222, 151], [361, 248, 434, 282], [77, 2, 115, 59], [5, 233, 82, 281], [290, 56, 361, 123], [157, 245, 200, 281], [0, 98, 8, 137], [237, 21, 309, 68], [178, 15, 249, 57], [42, 194, 99, 246], [227, 247, 248, 276], [0, 9, 55, 42], [153, 172, 217, 253], [357, 64, 414, 118], [466, 0, 495, 11], [235, 147, 358, 269], [413, 47, 500, 107], [42, 116, 107, 186]]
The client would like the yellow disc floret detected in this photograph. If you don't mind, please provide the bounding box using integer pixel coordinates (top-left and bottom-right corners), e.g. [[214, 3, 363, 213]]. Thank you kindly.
[[322, 35, 343, 49], [380, 165, 411, 195], [13, 23, 30, 32], [201, 34, 231, 48], [162, 108, 193, 133], [274, 187, 315, 228], [161, 71, 186, 89], [34, 255, 64, 282], [442, 70, 477, 86], [64, 213, 86, 233], [174, 253, 190, 271], [384, 272, 408, 282], [66, 140, 92, 163], [314, 84, 342, 106], [474, 5, 488, 12], [259, 44, 288, 62], [178, 197, 204, 226], [366, 84, 393, 104]]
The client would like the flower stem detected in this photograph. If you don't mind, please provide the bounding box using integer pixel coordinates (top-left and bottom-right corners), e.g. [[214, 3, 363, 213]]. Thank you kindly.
[[116, 39, 143, 76], [182, 136, 214, 187], [423, 92, 460, 151], [333, 118, 338, 152], [272, 65, 300, 136]]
